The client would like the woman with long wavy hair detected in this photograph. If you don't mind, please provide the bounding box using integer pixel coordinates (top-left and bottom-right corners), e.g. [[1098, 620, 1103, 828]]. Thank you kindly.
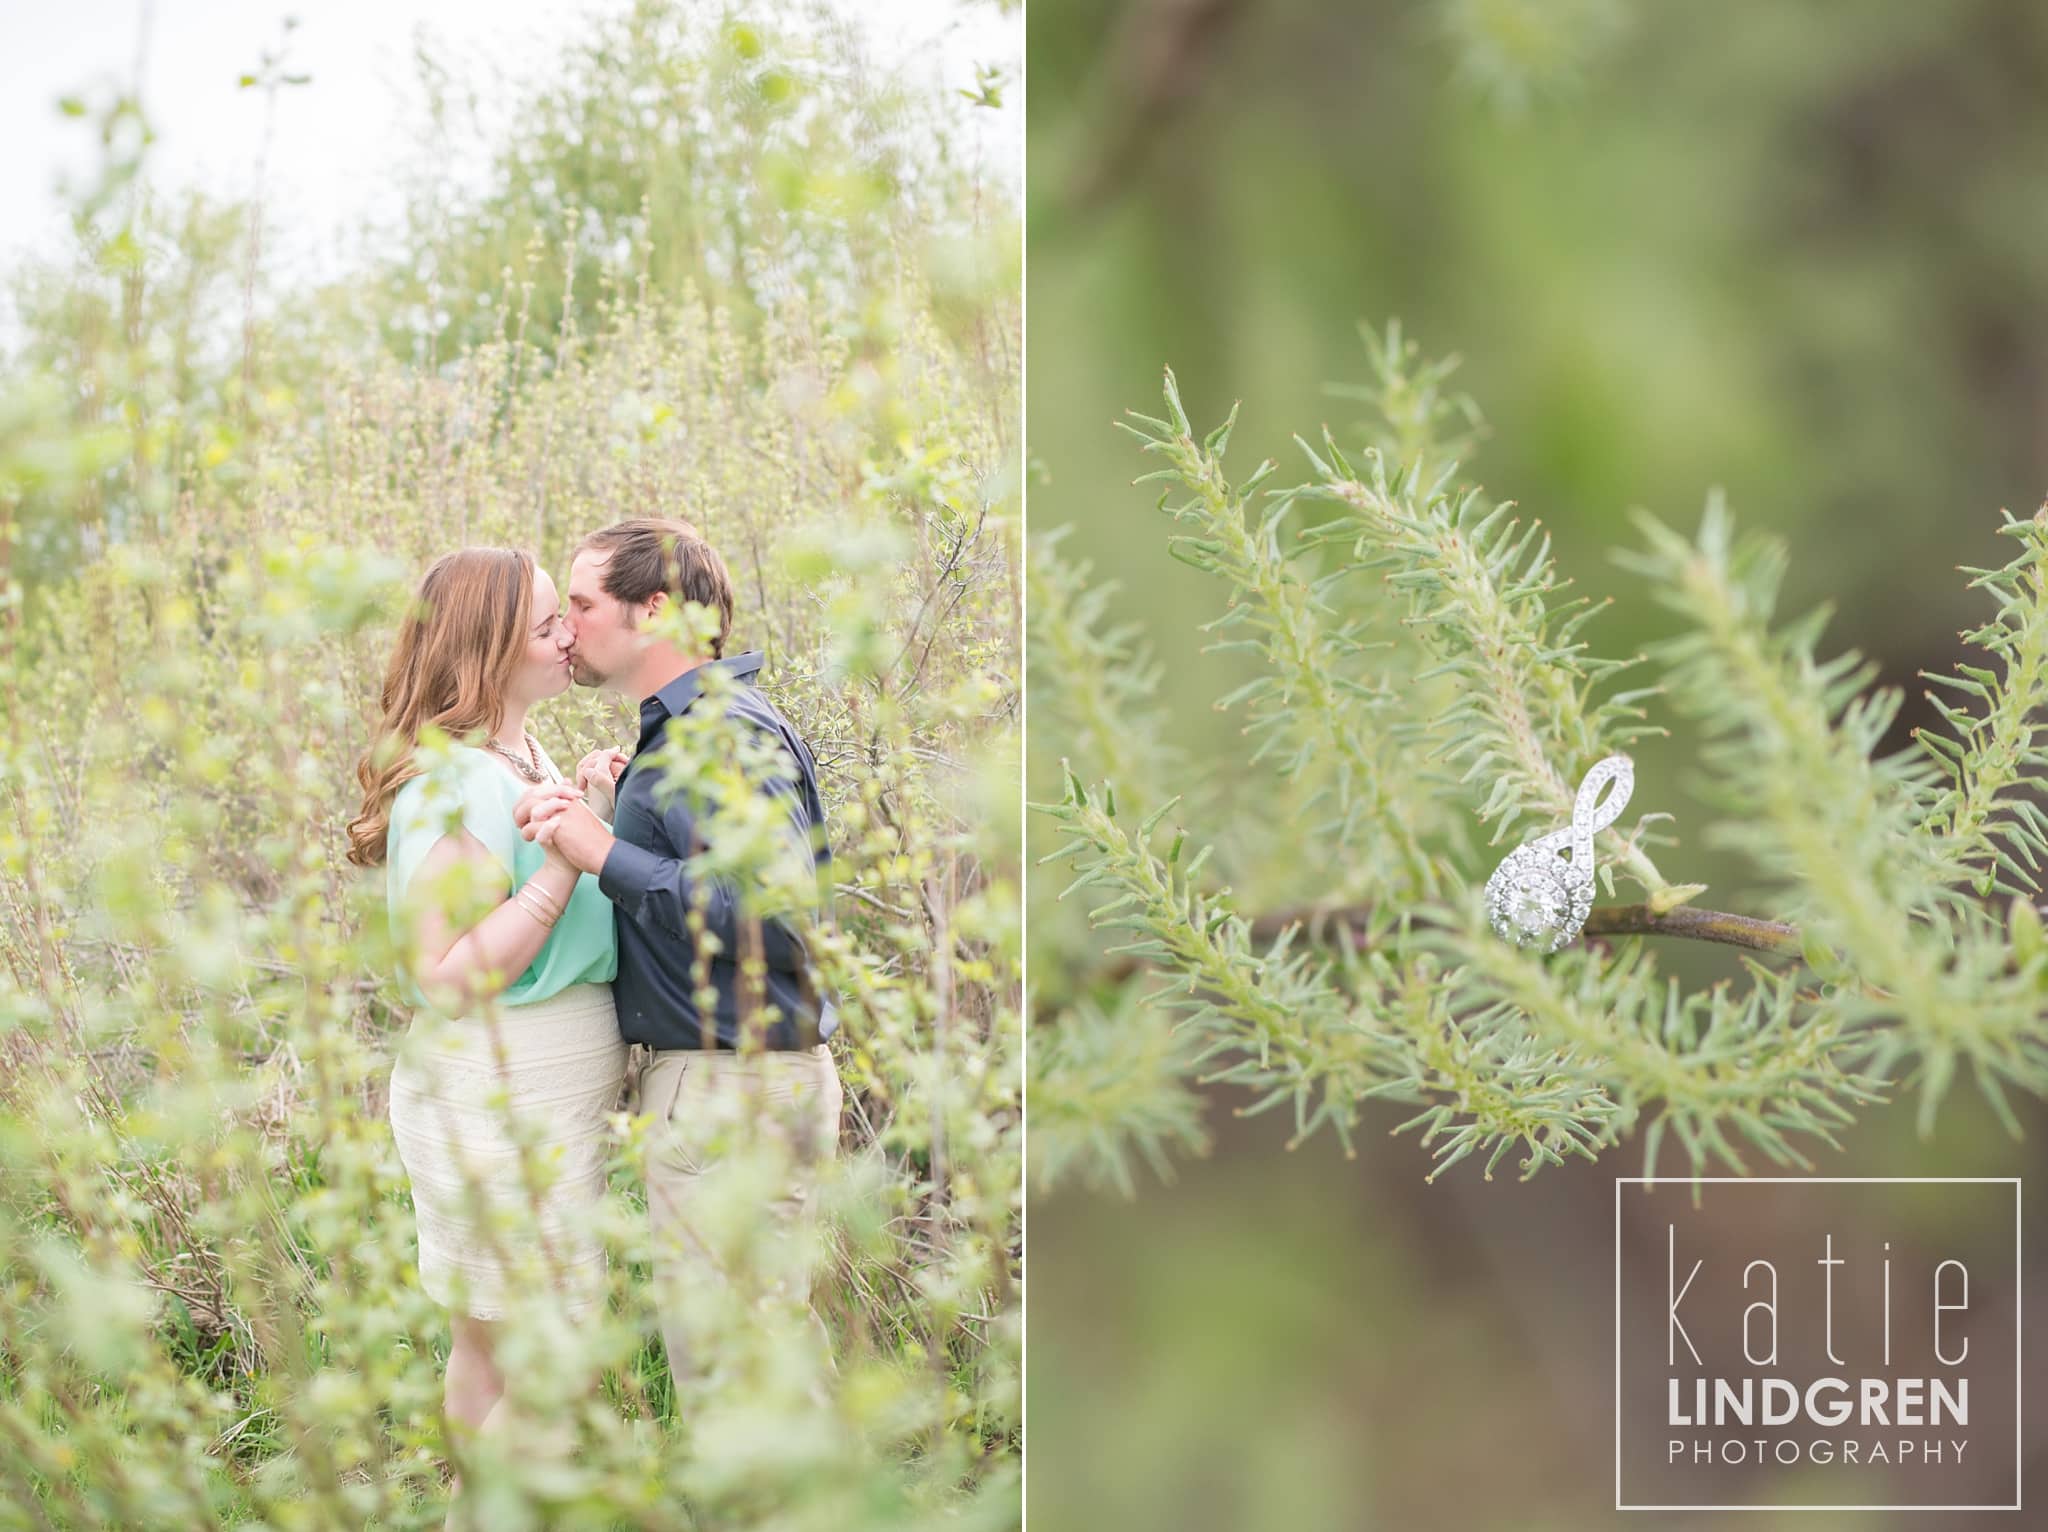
[[346, 547, 623, 1486]]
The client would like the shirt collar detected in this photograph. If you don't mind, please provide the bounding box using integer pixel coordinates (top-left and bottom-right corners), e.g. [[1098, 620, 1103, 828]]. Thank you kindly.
[[640, 650, 767, 728]]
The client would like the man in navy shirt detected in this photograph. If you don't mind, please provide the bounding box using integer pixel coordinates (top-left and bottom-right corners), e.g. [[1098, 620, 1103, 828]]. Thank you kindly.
[[516, 517, 842, 1389], [594, 645, 835, 1049]]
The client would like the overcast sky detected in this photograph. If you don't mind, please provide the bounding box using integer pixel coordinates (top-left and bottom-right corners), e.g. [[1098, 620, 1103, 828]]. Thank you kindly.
[[0, 0, 1019, 313]]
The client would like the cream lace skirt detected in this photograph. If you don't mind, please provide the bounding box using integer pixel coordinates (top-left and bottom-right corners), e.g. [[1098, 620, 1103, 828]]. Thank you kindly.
[[388, 982, 628, 1319]]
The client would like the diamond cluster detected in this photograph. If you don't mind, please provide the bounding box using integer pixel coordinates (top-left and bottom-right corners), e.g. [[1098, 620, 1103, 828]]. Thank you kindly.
[[1485, 845, 1591, 952]]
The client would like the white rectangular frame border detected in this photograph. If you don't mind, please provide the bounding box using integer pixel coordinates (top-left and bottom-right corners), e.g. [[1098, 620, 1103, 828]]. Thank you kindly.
[[1612, 1176, 2022, 1513]]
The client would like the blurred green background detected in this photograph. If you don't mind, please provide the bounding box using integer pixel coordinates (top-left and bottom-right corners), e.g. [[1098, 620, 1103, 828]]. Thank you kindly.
[[1025, 0, 2047, 1525]]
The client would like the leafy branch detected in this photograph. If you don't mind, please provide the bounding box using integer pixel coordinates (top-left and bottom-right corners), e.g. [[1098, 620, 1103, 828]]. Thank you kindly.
[[1915, 507, 2048, 897], [1031, 322, 2048, 1193], [1290, 423, 1673, 898], [1117, 374, 1446, 900]]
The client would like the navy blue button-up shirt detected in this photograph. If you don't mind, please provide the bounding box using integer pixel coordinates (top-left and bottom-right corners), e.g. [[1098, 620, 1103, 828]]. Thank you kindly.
[[597, 650, 837, 1052]]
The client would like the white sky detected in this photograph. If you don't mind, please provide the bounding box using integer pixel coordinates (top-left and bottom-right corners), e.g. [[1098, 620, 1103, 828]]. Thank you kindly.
[[0, 0, 1019, 318]]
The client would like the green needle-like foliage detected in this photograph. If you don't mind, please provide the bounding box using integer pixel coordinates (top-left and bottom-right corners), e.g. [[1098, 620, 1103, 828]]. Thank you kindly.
[[1117, 375, 1445, 901], [1916, 509, 2048, 897], [1025, 984, 1210, 1199], [1041, 772, 1405, 1157], [1025, 527, 1183, 829], [1617, 499, 2048, 1133], [1031, 321, 2048, 1194], [1291, 420, 1670, 893]]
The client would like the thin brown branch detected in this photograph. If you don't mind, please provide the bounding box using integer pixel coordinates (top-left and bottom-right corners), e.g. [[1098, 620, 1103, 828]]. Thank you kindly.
[[1581, 902, 1803, 954], [1238, 900, 1803, 957], [1073, 896, 1809, 1001]]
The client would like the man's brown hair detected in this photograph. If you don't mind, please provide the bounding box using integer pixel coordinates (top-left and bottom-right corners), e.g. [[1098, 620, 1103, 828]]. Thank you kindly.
[[575, 517, 734, 658]]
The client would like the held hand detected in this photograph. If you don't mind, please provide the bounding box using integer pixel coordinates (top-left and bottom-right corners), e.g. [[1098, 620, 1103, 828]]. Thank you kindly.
[[574, 748, 630, 793], [574, 746, 629, 823], [525, 796, 615, 875], [527, 800, 579, 872], [514, 781, 581, 836]]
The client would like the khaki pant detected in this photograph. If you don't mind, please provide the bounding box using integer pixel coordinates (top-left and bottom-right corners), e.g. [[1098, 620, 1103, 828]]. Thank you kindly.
[[630, 1043, 843, 1391]]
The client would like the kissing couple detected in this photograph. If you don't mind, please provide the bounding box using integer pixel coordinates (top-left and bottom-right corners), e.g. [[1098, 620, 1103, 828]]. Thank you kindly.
[[344, 518, 842, 1469]]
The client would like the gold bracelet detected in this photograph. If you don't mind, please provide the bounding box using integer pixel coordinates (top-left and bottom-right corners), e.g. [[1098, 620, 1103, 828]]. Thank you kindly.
[[522, 880, 565, 916]]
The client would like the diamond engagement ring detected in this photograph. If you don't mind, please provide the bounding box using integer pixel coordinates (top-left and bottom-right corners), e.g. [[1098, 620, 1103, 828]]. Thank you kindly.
[[1484, 754, 1634, 951]]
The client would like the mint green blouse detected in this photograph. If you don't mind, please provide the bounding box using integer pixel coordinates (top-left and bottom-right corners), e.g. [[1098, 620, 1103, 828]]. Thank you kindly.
[[385, 743, 616, 1010]]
